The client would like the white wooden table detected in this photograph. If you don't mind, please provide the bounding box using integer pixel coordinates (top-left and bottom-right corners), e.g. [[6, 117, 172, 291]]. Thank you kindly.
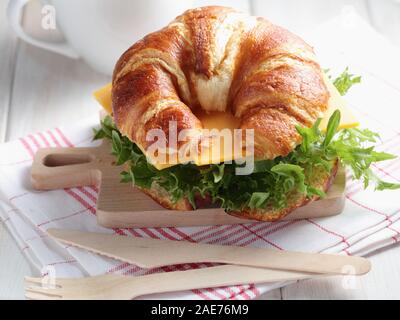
[[1, 0, 400, 300]]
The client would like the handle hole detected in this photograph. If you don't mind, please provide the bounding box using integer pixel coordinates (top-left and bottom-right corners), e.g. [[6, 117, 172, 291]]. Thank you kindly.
[[43, 154, 94, 167]]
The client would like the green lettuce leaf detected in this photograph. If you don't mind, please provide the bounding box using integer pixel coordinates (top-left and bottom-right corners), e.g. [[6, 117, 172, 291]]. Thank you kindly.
[[94, 68, 399, 212], [325, 67, 361, 96]]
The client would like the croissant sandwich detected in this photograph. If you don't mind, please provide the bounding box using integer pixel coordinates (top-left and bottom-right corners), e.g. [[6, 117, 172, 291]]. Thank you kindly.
[[93, 6, 399, 222]]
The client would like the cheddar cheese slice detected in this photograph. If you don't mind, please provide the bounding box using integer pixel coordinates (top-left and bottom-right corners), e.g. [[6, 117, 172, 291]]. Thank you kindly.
[[94, 83, 113, 114], [93, 78, 359, 169], [93, 79, 359, 131], [320, 74, 359, 130]]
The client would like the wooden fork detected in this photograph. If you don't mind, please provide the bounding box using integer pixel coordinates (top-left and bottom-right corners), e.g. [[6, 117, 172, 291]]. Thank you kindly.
[[25, 265, 320, 300]]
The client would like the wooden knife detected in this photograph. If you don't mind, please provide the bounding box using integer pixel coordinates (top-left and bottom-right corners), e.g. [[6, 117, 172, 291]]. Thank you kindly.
[[47, 228, 371, 275]]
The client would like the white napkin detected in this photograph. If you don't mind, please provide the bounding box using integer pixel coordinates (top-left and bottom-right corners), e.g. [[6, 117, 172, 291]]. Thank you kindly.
[[1, 12, 400, 300]]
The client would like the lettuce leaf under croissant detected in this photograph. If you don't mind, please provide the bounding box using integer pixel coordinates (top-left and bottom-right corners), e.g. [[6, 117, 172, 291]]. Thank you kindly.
[[93, 69, 400, 212]]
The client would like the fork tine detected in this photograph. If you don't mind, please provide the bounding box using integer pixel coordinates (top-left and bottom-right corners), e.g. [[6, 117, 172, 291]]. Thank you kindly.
[[25, 286, 64, 297], [25, 290, 62, 300], [24, 276, 44, 285], [25, 276, 72, 287]]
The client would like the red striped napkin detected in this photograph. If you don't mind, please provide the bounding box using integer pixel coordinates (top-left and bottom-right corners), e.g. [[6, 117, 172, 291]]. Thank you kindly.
[[1, 13, 400, 299]]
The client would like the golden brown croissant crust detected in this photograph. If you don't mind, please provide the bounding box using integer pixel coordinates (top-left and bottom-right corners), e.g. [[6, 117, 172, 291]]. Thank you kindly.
[[112, 6, 329, 160]]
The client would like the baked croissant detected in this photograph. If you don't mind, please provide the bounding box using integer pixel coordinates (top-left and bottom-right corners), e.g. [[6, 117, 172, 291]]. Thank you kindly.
[[112, 6, 329, 158], [111, 6, 332, 220]]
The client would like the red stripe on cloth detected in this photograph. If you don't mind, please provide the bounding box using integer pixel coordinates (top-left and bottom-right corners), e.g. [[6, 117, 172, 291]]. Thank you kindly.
[[387, 225, 400, 237], [195, 224, 241, 243], [239, 224, 284, 250], [140, 265, 170, 276], [69, 187, 126, 236], [167, 227, 192, 240], [178, 225, 225, 242], [65, 188, 121, 233], [113, 228, 128, 236], [184, 263, 232, 300], [137, 243, 218, 300], [307, 218, 350, 248], [142, 222, 255, 290], [145, 228, 219, 299], [150, 228, 246, 299], [64, 189, 96, 215], [50, 131, 126, 237], [20, 127, 255, 299], [37, 206, 95, 227], [169, 224, 237, 243], [234, 222, 291, 246], [343, 249, 351, 256], [76, 186, 97, 203], [106, 262, 131, 274], [239, 232, 279, 249], [219, 228, 261, 247], [53, 125, 248, 299], [206, 225, 250, 245], [156, 227, 258, 300], [52, 133, 105, 215], [25, 234, 48, 242], [193, 223, 272, 248], [19, 138, 35, 157], [225, 284, 252, 300], [18, 129, 132, 278], [153, 266, 216, 300], [122, 263, 142, 274], [154, 227, 182, 241], [126, 228, 143, 237], [134, 222, 256, 297], [28, 134, 42, 150], [177, 263, 229, 300], [371, 163, 400, 182], [139, 227, 163, 239], [204, 222, 287, 250], [47, 259, 77, 266], [54, 128, 225, 290], [37, 132, 51, 147], [55, 128, 74, 147], [346, 196, 392, 221], [47, 130, 62, 147], [250, 220, 294, 236], [121, 265, 142, 275], [9, 192, 29, 202], [227, 285, 254, 300]]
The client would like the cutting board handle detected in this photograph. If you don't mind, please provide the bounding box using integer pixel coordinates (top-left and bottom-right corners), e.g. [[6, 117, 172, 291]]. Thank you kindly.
[[31, 147, 102, 190]]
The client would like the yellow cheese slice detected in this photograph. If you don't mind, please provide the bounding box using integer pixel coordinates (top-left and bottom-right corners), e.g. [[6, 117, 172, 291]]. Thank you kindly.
[[320, 74, 359, 130], [93, 78, 359, 169], [93, 83, 113, 114]]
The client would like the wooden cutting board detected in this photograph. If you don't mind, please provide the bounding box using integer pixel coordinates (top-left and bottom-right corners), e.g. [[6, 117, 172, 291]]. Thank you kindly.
[[31, 140, 346, 228]]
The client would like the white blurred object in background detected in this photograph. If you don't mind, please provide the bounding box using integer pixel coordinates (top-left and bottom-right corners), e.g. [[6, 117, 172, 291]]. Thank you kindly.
[[7, 0, 196, 75]]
